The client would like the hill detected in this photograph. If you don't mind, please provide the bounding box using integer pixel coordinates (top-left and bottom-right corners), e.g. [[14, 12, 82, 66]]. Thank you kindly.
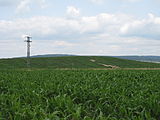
[[113, 56, 160, 63], [31, 54, 75, 58], [31, 55, 160, 63], [1, 56, 160, 69]]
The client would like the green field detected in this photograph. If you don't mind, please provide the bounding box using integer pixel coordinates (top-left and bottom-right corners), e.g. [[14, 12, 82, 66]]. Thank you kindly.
[[1, 69, 160, 120], [1, 56, 160, 69], [1, 56, 160, 119]]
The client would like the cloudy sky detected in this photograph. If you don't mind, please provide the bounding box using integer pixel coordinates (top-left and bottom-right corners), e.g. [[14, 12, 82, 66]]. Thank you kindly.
[[0, 0, 160, 58]]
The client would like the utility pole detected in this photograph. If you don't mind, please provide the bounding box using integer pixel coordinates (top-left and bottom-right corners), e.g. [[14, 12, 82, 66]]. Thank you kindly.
[[24, 36, 32, 68]]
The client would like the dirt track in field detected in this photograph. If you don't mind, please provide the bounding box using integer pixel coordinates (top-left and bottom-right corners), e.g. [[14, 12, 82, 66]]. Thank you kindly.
[[90, 59, 120, 69]]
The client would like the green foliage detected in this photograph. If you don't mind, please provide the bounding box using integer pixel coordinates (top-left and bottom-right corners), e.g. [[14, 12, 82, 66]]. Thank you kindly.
[[0, 70, 160, 119], [0, 56, 160, 69]]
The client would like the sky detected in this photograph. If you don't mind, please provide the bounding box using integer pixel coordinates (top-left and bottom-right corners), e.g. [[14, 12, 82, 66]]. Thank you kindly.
[[0, 0, 160, 58]]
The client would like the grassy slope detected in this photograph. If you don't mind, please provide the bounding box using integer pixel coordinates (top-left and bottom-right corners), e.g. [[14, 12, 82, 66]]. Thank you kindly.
[[1, 56, 160, 69]]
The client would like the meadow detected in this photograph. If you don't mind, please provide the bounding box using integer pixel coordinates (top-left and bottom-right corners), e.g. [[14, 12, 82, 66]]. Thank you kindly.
[[1, 69, 160, 120], [1, 56, 160, 69]]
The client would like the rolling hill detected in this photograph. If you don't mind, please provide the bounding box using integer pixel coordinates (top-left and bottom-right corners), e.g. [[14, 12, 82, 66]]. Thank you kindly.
[[113, 56, 160, 63], [1, 56, 160, 69], [31, 54, 75, 58]]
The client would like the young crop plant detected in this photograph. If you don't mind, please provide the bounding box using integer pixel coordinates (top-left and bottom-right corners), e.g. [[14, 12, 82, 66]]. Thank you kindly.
[[0, 70, 160, 119]]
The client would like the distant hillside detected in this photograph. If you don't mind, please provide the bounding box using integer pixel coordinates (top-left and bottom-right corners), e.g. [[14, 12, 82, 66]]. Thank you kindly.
[[1, 56, 160, 69], [31, 54, 75, 58], [27, 54, 160, 63], [113, 56, 160, 63]]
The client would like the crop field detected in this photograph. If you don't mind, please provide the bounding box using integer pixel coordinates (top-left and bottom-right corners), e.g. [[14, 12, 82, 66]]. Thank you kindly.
[[1, 70, 160, 120]]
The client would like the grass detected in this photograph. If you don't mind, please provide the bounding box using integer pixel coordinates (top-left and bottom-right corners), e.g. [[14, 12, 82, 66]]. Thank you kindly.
[[1, 56, 160, 69], [1, 69, 160, 119]]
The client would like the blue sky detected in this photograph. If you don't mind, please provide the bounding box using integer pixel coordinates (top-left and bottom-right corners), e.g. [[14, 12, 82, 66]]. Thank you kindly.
[[0, 0, 160, 58]]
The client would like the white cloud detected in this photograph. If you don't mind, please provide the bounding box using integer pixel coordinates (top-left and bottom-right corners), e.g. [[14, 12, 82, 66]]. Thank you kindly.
[[90, 0, 104, 4], [16, 0, 31, 13], [0, 13, 160, 40], [89, 0, 141, 4], [120, 13, 160, 39], [0, 13, 160, 57], [38, 0, 47, 9], [0, 13, 124, 40], [54, 41, 75, 47], [66, 6, 80, 18], [0, 0, 44, 15], [0, 0, 47, 7]]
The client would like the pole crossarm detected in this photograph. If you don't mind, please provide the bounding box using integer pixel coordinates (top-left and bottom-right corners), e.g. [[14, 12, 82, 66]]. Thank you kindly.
[[24, 36, 32, 42]]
